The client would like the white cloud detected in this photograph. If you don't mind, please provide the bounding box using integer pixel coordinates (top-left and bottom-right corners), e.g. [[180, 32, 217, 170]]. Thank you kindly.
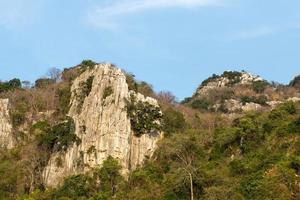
[[0, 0, 43, 29], [86, 0, 226, 29]]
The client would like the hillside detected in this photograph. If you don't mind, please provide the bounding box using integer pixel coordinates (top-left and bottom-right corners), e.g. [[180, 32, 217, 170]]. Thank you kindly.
[[0, 63, 300, 200]]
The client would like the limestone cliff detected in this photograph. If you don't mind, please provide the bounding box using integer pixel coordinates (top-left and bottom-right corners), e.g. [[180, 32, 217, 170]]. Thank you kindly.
[[43, 64, 163, 187], [0, 99, 14, 149]]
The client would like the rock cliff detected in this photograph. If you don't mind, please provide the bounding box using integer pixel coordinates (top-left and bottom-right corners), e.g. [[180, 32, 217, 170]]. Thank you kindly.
[[43, 64, 163, 187], [0, 99, 14, 149]]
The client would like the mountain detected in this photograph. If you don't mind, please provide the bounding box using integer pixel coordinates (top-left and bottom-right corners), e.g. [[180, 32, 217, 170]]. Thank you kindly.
[[0, 63, 300, 199], [183, 71, 300, 113]]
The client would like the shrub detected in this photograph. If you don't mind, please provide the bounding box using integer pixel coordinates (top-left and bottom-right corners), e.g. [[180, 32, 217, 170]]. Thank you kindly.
[[0, 78, 21, 93], [125, 73, 138, 92], [38, 117, 81, 152], [103, 86, 113, 99], [240, 95, 268, 106], [162, 108, 187, 135], [191, 99, 211, 111], [200, 74, 220, 87], [83, 76, 94, 96], [81, 60, 96, 69], [222, 71, 243, 85], [289, 75, 300, 89], [126, 95, 162, 136], [76, 76, 95, 113], [252, 80, 269, 93], [35, 78, 55, 88], [124, 72, 154, 97], [56, 84, 72, 116]]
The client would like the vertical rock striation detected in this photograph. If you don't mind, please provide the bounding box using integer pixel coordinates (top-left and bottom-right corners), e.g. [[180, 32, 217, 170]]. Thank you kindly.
[[43, 64, 162, 187], [0, 99, 14, 149]]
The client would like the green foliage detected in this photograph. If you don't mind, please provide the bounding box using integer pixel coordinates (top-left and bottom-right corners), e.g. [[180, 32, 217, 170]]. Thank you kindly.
[[126, 95, 162, 136], [191, 99, 212, 110], [252, 80, 269, 93], [240, 95, 268, 105], [0, 78, 21, 93], [50, 174, 95, 199], [10, 96, 30, 127], [200, 71, 243, 87], [35, 78, 55, 88], [83, 76, 94, 97], [201, 73, 220, 87], [289, 75, 300, 89], [46, 156, 124, 200], [81, 60, 96, 69], [37, 117, 81, 152], [125, 72, 154, 97], [76, 76, 95, 113], [56, 84, 72, 116], [102, 86, 113, 99], [87, 145, 96, 155], [222, 71, 243, 85], [0, 150, 22, 199], [125, 73, 138, 92], [162, 107, 187, 135], [95, 156, 124, 196]]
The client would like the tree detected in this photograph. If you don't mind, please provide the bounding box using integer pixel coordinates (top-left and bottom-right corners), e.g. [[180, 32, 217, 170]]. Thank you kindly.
[[157, 91, 176, 104], [162, 107, 186, 135], [290, 75, 300, 89], [47, 67, 62, 82], [21, 81, 32, 89], [35, 78, 55, 88], [95, 156, 124, 196], [157, 132, 205, 200]]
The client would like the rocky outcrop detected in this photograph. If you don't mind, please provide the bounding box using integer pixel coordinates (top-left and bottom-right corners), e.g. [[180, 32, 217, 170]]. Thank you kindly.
[[196, 72, 263, 97], [43, 64, 163, 187], [0, 99, 14, 149]]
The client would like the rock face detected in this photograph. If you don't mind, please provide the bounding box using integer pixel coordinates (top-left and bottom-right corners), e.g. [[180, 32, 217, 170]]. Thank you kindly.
[[0, 99, 14, 149], [196, 72, 263, 97], [43, 64, 162, 187]]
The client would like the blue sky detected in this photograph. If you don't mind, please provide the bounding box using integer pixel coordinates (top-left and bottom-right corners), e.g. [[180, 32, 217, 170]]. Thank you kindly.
[[0, 0, 299, 100]]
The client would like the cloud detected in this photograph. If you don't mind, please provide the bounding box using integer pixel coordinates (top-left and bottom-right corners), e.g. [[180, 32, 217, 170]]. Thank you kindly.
[[0, 0, 43, 29], [86, 0, 226, 29]]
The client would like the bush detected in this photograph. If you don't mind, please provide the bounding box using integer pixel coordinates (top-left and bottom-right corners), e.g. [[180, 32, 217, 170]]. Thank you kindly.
[[252, 80, 269, 93], [240, 95, 268, 106], [124, 72, 154, 97], [191, 99, 211, 111], [126, 95, 162, 136], [83, 76, 94, 96], [289, 75, 300, 89], [0, 78, 21, 93], [38, 117, 81, 152], [35, 78, 55, 88], [56, 84, 72, 116], [162, 108, 187, 135], [103, 86, 113, 99], [81, 60, 96, 69]]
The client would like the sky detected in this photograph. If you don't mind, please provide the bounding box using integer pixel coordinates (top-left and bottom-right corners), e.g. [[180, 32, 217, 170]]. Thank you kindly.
[[0, 0, 299, 100]]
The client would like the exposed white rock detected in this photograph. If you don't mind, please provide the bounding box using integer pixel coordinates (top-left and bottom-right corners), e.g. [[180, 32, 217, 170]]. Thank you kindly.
[[43, 64, 163, 187], [287, 97, 300, 102], [0, 99, 14, 149], [267, 101, 283, 109], [196, 72, 263, 97], [215, 99, 263, 113]]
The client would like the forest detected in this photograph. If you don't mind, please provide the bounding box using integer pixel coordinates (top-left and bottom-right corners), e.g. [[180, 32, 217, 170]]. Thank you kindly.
[[0, 62, 300, 200]]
